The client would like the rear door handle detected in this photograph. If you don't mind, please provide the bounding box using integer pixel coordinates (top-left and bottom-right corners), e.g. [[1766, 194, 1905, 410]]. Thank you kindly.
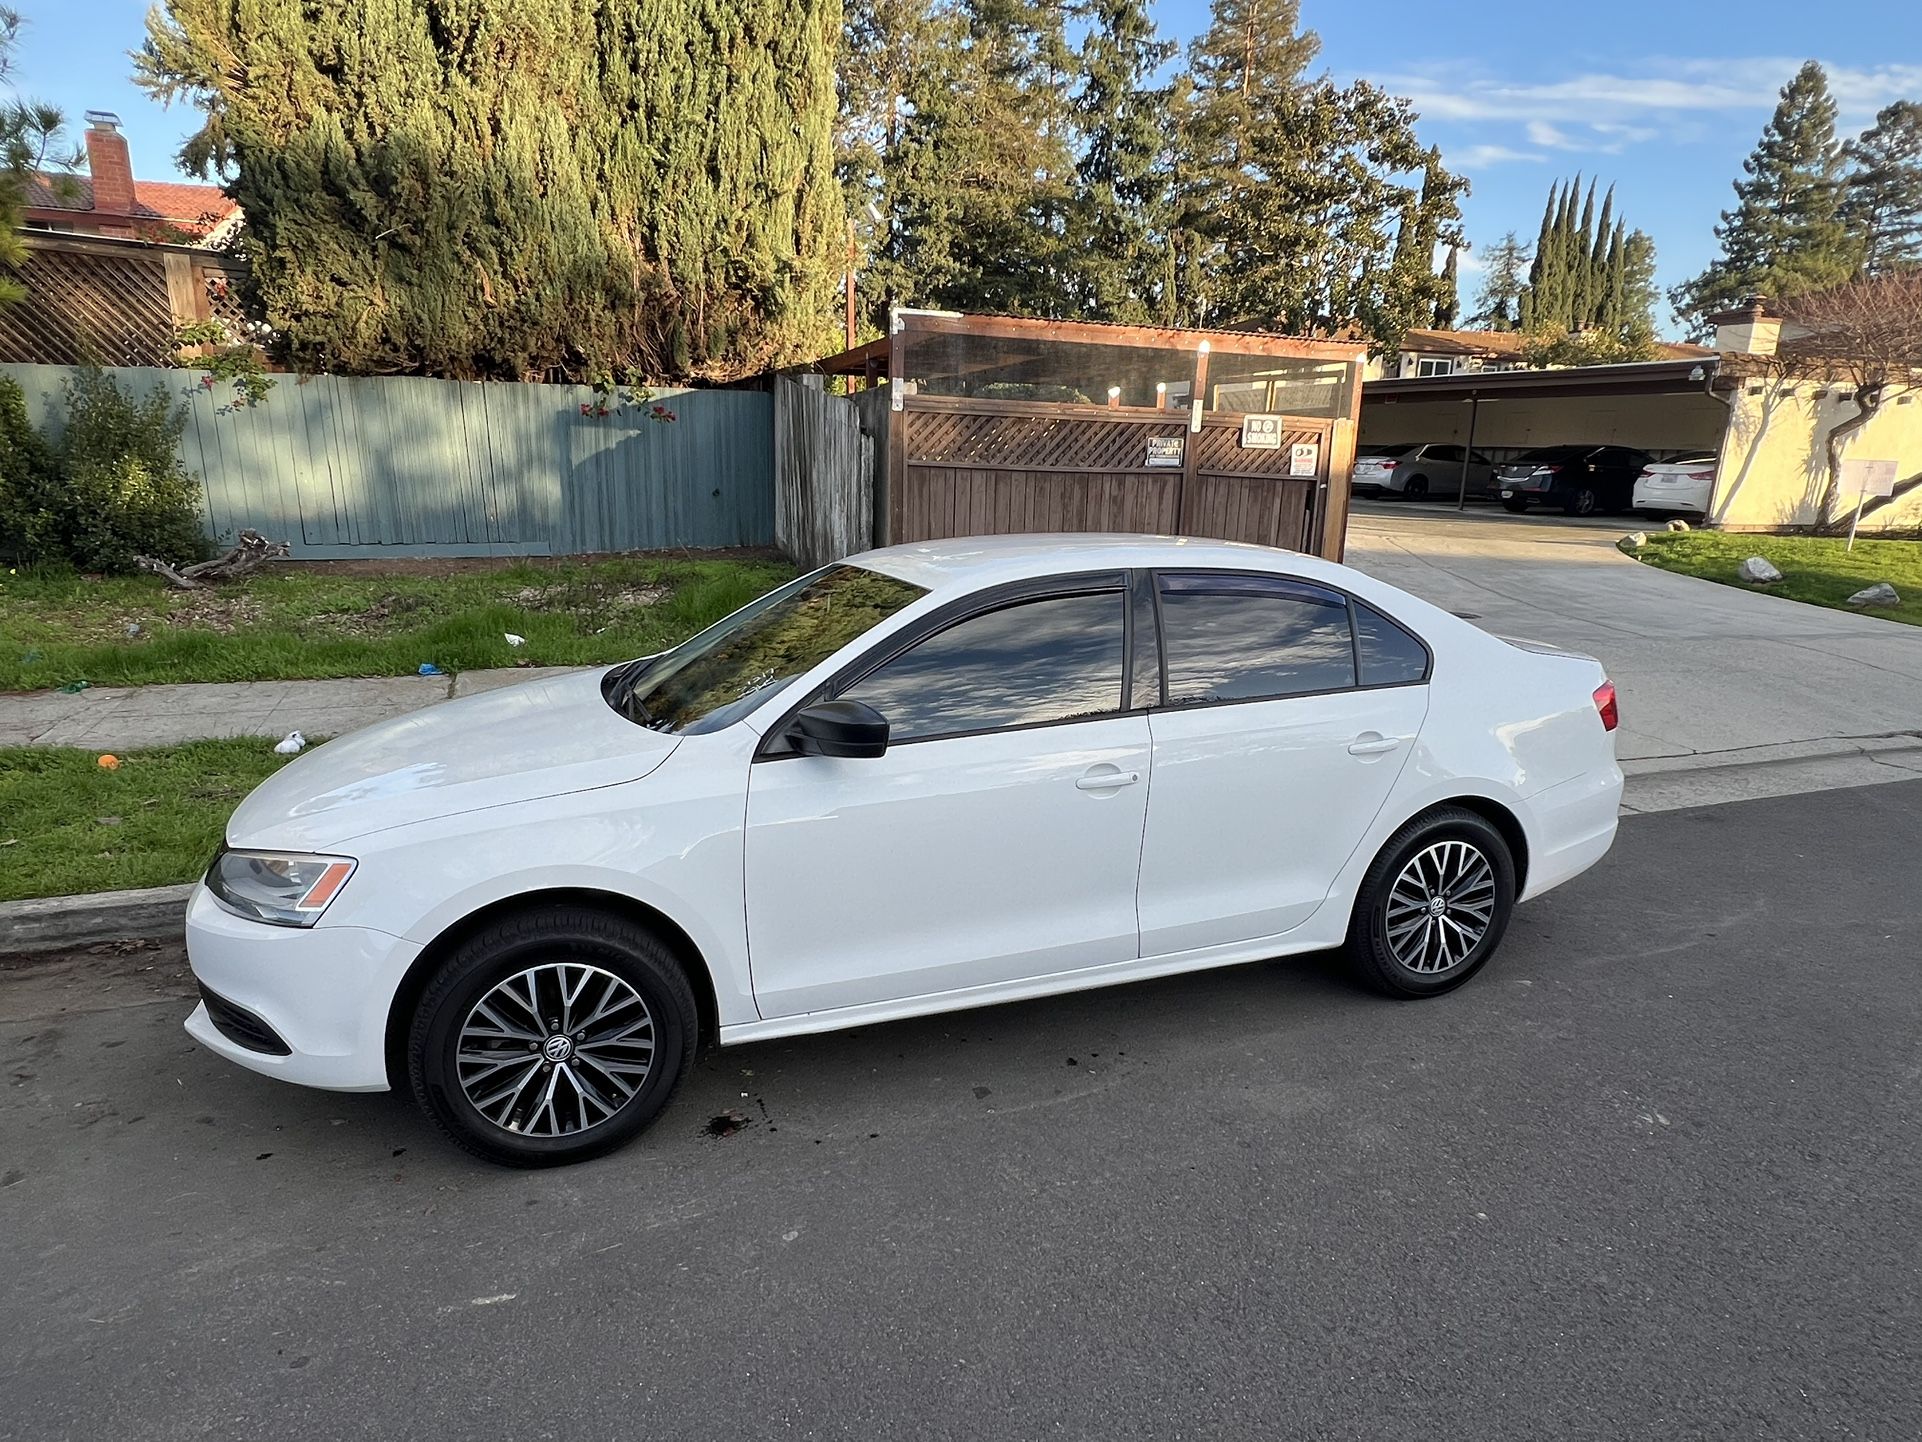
[[1347, 734, 1403, 757], [1076, 769, 1142, 791]]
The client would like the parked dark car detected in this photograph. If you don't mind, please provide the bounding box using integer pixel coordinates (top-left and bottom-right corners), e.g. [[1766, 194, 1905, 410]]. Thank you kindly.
[[1492, 445, 1655, 516]]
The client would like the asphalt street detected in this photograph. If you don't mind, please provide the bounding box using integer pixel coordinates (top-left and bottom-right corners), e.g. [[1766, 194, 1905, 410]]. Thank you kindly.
[[3, 780, 1919, 1442]]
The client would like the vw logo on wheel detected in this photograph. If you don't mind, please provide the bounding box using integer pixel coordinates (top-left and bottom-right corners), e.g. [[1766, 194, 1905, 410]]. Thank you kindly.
[[541, 1034, 574, 1063]]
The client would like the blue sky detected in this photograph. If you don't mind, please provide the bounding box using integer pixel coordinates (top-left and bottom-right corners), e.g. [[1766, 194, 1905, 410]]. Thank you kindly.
[[10, 0, 1922, 333]]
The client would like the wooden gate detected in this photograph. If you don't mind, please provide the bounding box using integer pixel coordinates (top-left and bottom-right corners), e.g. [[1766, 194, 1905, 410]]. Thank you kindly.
[[893, 395, 1336, 553], [820, 312, 1364, 561]]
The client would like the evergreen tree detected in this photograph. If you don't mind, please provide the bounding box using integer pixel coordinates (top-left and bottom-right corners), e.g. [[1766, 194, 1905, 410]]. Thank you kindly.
[[876, 0, 1079, 317], [1179, 1, 1462, 349], [1571, 178, 1597, 324], [137, 0, 843, 382], [1842, 100, 1922, 276], [1069, 0, 1177, 322], [1587, 185, 1615, 327], [1671, 60, 1856, 329], [1621, 229, 1659, 340], [1434, 245, 1459, 328], [1470, 231, 1530, 329]]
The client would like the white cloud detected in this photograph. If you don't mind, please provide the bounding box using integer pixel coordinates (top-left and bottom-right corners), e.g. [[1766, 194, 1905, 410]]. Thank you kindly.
[[1456, 143, 1548, 167], [1525, 120, 1575, 149], [1379, 58, 1922, 131]]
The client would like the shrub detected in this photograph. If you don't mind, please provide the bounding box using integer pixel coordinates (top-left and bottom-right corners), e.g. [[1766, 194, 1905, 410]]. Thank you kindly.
[[0, 369, 209, 572]]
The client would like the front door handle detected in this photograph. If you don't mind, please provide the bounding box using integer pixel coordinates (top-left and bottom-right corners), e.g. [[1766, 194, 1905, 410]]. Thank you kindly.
[[1347, 734, 1403, 757], [1076, 768, 1142, 791]]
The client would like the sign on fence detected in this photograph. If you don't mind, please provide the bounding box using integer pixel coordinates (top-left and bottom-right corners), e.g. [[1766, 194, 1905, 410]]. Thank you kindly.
[[1289, 441, 1320, 478], [1239, 414, 1281, 450], [1145, 437, 1184, 468]]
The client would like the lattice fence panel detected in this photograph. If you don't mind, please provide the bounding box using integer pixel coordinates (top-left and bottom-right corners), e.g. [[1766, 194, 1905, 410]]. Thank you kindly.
[[1190, 422, 1330, 475], [0, 245, 175, 366], [906, 408, 1185, 471]]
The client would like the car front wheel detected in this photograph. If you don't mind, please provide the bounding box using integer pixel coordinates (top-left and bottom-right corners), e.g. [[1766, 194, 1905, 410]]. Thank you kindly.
[[407, 905, 699, 1167], [1347, 807, 1516, 998], [1500, 497, 1528, 513]]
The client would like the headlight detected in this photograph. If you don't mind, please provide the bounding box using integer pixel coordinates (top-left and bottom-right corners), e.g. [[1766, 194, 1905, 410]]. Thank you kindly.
[[205, 847, 357, 927]]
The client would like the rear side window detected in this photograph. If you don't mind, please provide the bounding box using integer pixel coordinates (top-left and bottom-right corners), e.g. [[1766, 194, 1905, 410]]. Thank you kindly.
[[1354, 602, 1430, 686], [841, 591, 1126, 742], [1158, 575, 1355, 704]]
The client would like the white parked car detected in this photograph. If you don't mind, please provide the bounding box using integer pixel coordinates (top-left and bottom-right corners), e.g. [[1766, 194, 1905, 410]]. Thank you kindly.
[[185, 536, 1623, 1167], [1350, 443, 1496, 500], [1631, 451, 1719, 516]]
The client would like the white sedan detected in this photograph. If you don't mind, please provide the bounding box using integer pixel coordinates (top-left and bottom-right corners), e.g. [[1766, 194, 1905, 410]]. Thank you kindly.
[[1631, 451, 1719, 516], [185, 536, 1624, 1166]]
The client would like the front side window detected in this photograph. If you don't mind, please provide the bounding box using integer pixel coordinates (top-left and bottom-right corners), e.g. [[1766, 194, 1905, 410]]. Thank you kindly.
[[841, 591, 1127, 743], [607, 565, 928, 733], [1159, 575, 1356, 704]]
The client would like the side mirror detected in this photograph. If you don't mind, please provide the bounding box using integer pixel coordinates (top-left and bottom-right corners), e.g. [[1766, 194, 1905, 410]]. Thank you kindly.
[[788, 699, 889, 759]]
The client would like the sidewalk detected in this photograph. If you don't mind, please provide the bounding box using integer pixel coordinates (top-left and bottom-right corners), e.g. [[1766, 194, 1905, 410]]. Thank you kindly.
[[0, 667, 586, 750]]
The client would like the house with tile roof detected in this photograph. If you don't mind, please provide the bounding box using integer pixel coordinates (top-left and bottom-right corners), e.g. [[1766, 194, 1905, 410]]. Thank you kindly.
[[21, 112, 239, 246], [1378, 327, 1714, 380]]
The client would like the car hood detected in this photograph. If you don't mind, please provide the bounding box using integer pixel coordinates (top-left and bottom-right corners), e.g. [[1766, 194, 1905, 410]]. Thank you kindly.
[[225, 668, 680, 851]]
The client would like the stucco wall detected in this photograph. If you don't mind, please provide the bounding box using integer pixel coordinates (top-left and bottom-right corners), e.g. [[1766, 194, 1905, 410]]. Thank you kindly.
[[1711, 379, 1922, 534]]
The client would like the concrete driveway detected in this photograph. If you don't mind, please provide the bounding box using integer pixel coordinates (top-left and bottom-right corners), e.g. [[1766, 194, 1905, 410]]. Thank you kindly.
[[1344, 504, 1922, 786]]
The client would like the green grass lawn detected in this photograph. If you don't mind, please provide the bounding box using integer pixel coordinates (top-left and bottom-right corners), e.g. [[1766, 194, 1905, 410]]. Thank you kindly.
[[1630, 532, 1922, 626], [0, 554, 795, 690], [0, 738, 309, 902]]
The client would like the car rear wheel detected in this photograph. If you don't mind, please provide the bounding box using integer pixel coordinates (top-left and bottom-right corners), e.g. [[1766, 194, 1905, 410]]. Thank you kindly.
[[1347, 807, 1516, 999], [407, 905, 699, 1167], [1403, 475, 1428, 499], [1500, 496, 1528, 513], [1563, 486, 1599, 516]]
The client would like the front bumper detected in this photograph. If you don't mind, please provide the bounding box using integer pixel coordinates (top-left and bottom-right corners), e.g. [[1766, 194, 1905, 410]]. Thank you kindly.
[[182, 884, 421, 1092]]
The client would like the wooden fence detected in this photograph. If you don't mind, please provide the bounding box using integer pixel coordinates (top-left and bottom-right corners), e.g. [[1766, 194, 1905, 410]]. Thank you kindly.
[[772, 376, 872, 568], [0, 232, 249, 368], [1, 363, 775, 557]]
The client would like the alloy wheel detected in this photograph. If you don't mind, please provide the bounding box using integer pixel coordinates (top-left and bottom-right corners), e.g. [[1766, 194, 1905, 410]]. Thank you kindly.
[[1383, 840, 1496, 975], [455, 963, 656, 1137]]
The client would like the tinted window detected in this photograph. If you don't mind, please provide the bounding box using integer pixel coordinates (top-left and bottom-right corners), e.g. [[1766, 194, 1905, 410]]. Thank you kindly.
[[1468, 450, 1493, 465], [1158, 576, 1356, 704], [1355, 603, 1429, 686], [843, 591, 1126, 742], [612, 565, 928, 734], [1428, 445, 1462, 463]]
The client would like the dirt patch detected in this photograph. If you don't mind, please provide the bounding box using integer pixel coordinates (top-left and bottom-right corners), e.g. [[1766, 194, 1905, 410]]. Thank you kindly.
[[145, 588, 267, 636], [298, 591, 434, 638]]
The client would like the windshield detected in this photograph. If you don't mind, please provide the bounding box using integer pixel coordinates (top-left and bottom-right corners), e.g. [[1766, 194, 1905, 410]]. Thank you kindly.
[[603, 564, 928, 734], [1358, 445, 1415, 459]]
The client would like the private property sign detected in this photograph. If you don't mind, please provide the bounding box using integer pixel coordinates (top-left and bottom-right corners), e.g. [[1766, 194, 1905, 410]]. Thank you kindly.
[[1145, 436, 1184, 467]]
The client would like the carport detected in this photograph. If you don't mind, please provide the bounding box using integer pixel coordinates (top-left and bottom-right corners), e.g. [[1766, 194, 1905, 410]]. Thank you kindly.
[[1360, 359, 1731, 504]]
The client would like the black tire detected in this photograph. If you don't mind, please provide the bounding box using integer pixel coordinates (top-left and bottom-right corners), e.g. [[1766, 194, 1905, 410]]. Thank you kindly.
[[407, 905, 700, 1168], [1500, 496, 1528, 513], [1403, 474, 1429, 499], [1346, 806, 1517, 999], [1563, 486, 1599, 516]]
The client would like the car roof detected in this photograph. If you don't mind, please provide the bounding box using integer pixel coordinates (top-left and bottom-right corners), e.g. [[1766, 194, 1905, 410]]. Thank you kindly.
[[848, 533, 1353, 594]]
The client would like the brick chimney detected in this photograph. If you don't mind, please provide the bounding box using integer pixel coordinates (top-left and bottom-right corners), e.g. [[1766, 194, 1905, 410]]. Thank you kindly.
[[82, 111, 137, 236]]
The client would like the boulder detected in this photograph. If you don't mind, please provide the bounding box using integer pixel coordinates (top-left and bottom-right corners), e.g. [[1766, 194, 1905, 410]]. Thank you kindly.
[[1665, 518, 1691, 532], [1737, 556, 1783, 584], [1845, 582, 1901, 608], [1622, 531, 1647, 550]]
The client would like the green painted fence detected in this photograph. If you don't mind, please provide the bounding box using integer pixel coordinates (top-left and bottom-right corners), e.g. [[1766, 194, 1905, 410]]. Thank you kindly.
[[1, 364, 775, 557]]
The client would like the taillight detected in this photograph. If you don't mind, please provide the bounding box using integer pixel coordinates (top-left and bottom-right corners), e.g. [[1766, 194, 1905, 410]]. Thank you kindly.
[[1592, 680, 1619, 732]]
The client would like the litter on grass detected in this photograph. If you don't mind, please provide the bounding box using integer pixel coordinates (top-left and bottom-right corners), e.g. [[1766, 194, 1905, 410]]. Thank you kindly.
[[418, 662, 443, 676], [504, 633, 526, 647], [274, 731, 307, 755]]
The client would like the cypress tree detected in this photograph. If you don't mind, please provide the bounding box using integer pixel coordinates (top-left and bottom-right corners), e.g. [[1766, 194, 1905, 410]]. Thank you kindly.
[[1671, 60, 1856, 328], [1571, 178, 1597, 324], [1588, 186, 1615, 327], [1434, 245, 1459, 328], [137, 0, 842, 382], [1842, 100, 1922, 275]]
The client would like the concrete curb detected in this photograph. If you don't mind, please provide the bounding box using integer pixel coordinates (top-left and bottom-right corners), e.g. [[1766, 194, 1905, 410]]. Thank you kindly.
[[0, 883, 191, 958]]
